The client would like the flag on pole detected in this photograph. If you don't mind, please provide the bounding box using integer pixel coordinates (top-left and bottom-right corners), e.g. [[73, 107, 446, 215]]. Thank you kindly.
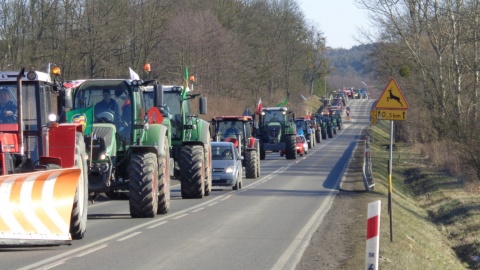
[[66, 106, 94, 135], [255, 98, 263, 115], [276, 98, 288, 107], [129, 67, 140, 80]]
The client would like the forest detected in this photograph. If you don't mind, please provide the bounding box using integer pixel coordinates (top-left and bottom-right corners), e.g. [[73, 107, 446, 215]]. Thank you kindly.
[[1, 0, 480, 183]]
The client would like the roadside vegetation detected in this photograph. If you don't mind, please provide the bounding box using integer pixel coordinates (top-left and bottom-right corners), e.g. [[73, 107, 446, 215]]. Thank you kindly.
[[369, 121, 479, 269]]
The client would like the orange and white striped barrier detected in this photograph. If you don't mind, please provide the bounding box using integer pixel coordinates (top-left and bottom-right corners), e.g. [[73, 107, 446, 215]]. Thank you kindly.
[[0, 168, 80, 245], [365, 200, 381, 270]]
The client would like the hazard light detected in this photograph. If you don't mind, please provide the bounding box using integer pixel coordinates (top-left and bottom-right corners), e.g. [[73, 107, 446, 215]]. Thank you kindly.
[[52, 66, 61, 76]]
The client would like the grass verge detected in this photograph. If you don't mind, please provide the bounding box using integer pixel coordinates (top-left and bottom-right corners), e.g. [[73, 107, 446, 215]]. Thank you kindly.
[[370, 120, 479, 269]]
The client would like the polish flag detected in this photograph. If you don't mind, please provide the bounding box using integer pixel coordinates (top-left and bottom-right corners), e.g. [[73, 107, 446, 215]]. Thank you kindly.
[[255, 98, 262, 114]]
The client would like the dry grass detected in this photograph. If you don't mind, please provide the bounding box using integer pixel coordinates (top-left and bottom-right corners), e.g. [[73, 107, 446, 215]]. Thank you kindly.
[[369, 121, 477, 269]]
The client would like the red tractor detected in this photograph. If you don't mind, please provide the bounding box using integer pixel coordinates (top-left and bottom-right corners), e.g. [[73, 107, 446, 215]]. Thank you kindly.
[[0, 68, 88, 246], [212, 116, 260, 178]]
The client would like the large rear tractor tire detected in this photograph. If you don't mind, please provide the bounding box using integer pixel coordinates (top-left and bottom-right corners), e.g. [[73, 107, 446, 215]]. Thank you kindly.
[[328, 127, 333, 138], [157, 137, 170, 215], [70, 132, 88, 240], [245, 150, 258, 178], [322, 128, 327, 140], [260, 146, 266, 160], [204, 145, 212, 196], [307, 134, 313, 149], [285, 135, 297, 160], [129, 152, 158, 218], [315, 130, 321, 144], [179, 145, 205, 199]]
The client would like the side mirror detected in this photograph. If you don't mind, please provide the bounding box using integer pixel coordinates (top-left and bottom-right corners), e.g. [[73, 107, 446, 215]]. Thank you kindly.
[[199, 97, 207, 115], [239, 155, 244, 161], [153, 84, 163, 107], [64, 88, 73, 109]]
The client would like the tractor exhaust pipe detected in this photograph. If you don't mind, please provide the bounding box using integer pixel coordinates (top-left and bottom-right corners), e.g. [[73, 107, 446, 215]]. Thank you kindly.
[[16, 68, 25, 155]]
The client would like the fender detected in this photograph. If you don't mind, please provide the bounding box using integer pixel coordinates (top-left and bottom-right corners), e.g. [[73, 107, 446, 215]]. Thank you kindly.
[[47, 123, 83, 168], [247, 137, 256, 149], [134, 123, 168, 157]]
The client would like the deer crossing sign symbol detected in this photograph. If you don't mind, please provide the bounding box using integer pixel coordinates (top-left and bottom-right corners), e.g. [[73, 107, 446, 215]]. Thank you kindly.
[[386, 88, 403, 107], [375, 79, 409, 110]]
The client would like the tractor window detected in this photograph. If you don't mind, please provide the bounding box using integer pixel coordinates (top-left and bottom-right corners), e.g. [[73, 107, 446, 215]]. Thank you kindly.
[[164, 91, 183, 139], [217, 121, 242, 139], [295, 121, 307, 130], [264, 111, 284, 124]]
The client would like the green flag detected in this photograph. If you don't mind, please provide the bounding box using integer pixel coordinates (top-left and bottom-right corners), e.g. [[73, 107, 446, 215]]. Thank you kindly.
[[66, 106, 94, 135], [276, 98, 288, 107]]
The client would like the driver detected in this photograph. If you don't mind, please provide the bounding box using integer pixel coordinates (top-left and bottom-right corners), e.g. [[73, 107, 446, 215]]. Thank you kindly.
[[224, 122, 239, 138], [95, 89, 120, 118], [0, 87, 17, 123]]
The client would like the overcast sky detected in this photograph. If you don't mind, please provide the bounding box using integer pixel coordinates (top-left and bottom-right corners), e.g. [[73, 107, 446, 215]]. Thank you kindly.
[[297, 0, 373, 49]]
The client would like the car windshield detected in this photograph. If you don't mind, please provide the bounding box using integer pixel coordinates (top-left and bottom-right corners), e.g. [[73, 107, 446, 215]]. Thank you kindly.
[[296, 136, 304, 143], [212, 145, 234, 160]]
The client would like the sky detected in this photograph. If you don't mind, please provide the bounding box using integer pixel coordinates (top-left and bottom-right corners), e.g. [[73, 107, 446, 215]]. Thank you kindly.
[[297, 0, 373, 49]]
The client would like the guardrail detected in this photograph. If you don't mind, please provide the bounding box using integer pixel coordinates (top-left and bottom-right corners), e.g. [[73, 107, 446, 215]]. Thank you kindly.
[[363, 135, 375, 191]]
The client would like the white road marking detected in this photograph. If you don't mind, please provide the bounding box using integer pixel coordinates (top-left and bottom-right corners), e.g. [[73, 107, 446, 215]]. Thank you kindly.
[[173, 214, 188, 220], [75, 244, 109, 257], [192, 207, 205, 213], [117, 232, 142, 241], [208, 202, 218, 207], [148, 221, 168, 229]]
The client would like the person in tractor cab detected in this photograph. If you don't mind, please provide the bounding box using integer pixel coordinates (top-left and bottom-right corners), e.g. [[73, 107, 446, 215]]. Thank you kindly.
[[95, 89, 120, 117], [0, 87, 17, 123], [225, 122, 239, 138], [270, 113, 280, 123]]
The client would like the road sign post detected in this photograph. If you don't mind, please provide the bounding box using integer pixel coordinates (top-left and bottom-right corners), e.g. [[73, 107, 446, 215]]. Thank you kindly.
[[374, 79, 409, 242]]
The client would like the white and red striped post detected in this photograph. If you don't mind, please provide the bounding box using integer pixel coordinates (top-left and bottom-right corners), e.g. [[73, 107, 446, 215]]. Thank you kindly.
[[365, 200, 381, 270]]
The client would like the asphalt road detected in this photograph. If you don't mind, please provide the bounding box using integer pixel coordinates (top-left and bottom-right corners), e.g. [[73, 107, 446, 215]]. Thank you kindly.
[[1, 99, 375, 270]]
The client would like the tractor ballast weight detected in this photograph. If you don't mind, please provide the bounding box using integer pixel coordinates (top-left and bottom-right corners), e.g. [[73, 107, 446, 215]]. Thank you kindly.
[[0, 68, 88, 246], [144, 80, 212, 199], [63, 78, 170, 217], [256, 107, 297, 160], [212, 115, 260, 178]]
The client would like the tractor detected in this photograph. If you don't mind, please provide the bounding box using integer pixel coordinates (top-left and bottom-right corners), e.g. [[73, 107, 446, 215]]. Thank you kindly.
[[143, 77, 212, 199], [0, 68, 88, 245], [256, 107, 297, 160], [294, 116, 317, 149], [212, 115, 260, 178], [61, 78, 171, 217], [314, 113, 328, 140]]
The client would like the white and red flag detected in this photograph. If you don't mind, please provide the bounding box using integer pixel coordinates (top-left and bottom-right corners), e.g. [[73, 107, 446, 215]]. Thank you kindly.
[[255, 98, 262, 114]]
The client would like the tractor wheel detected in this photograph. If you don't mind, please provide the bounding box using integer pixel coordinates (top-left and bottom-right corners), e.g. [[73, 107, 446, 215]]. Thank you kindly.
[[129, 152, 158, 218], [157, 137, 170, 215], [70, 132, 88, 240], [338, 122, 342, 130], [245, 150, 257, 178], [307, 134, 313, 149], [328, 127, 333, 138], [179, 145, 205, 199], [316, 130, 321, 144], [256, 153, 261, 177], [322, 128, 327, 140], [333, 127, 337, 135], [204, 145, 212, 196], [285, 135, 297, 160], [260, 146, 266, 160]]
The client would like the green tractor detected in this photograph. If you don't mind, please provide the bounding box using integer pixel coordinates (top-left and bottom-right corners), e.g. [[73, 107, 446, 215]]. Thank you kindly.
[[143, 81, 212, 199], [314, 113, 328, 140], [256, 107, 297, 160], [62, 79, 171, 217]]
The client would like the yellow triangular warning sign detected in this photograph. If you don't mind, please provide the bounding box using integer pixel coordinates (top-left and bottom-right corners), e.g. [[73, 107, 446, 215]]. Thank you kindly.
[[375, 79, 409, 109]]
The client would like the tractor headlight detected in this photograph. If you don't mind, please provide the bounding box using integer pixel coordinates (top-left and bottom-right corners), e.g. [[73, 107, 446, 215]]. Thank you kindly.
[[48, 113, 58, 122], [100, 153, 107, 160]]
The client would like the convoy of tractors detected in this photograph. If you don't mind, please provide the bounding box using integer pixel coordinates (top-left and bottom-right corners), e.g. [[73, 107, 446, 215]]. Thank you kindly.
[[0, 66, 349, 246]]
